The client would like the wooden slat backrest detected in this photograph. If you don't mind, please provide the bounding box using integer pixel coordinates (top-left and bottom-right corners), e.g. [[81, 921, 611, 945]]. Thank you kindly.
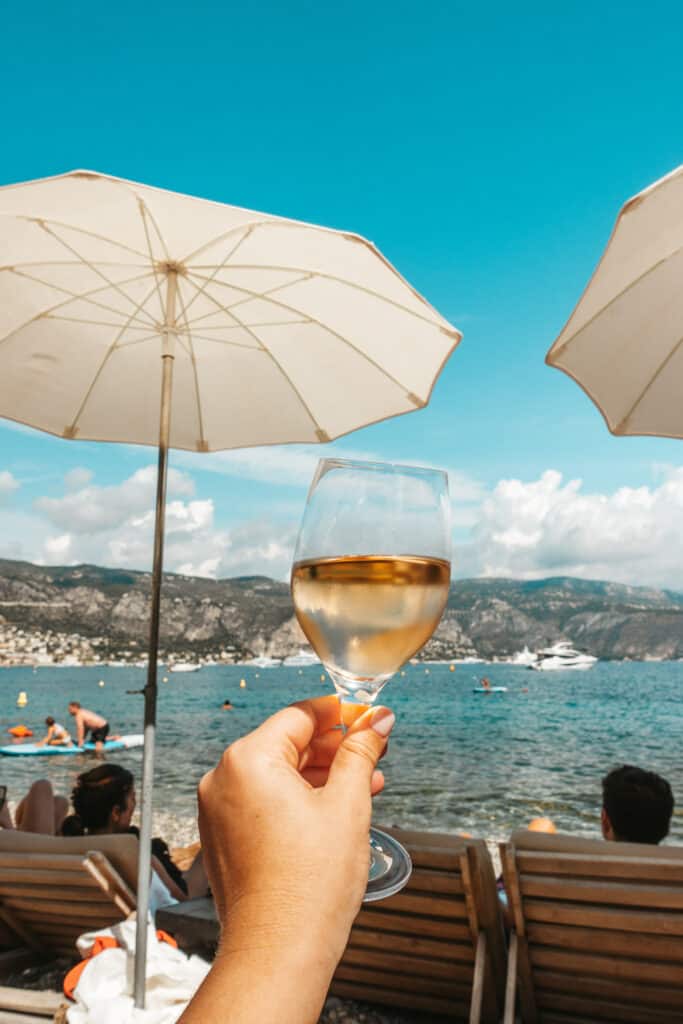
[[0, 832, 139, 957], [331, 828, 506, 1022], [501, 830, 683, 1023]]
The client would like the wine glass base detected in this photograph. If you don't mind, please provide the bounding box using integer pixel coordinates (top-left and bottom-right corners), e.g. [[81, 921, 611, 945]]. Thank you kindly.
[[364, 827, 412, 902]]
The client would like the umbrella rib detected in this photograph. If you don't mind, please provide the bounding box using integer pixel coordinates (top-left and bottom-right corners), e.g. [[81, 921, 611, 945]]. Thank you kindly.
[[183, 281, 311, 330], [177, 333, 264, 350], [37, 221, 158, 327], [137, 199, 168, 322], [179, 227, 254, 321], [174, 285, 207, 450], [550, 247, 683, 357], [615, 332, 683, 433], [193, 262, 455, 333], [64, 277, 166, 436], [183, 320, 311, 331], [223, 308, 328, 440], [0, 270, 159, 348], [186, 271, 422, 400], [2, 260, 151, 269], [8, 214, 150, 260]]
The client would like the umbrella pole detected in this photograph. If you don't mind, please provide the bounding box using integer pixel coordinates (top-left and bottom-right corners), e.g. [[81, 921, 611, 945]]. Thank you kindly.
[[134, 270, 177, 1008]]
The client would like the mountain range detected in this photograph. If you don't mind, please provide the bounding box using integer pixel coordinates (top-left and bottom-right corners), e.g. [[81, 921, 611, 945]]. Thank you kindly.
[[1, 558, 683, 662]]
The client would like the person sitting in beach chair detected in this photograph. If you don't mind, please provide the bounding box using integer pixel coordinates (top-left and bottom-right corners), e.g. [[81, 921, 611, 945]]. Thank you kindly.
[[0, 778, 68, 834], [601, 763, 674, 844], [60, 763, 207, 901], [38, 715, 72, 747]]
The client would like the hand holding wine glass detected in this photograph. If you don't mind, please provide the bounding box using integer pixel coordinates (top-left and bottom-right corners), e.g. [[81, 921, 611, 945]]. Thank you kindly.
[[291, 458, 451, 899]]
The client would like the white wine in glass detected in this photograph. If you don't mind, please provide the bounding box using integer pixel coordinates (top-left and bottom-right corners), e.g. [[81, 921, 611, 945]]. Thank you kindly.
[[291, 458, 451, 900]]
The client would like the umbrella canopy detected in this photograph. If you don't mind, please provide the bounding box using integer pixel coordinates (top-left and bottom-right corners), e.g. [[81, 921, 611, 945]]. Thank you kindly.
[[0, 170, 461, 1007], [546, 163, 683, 438], [0, 170, 459, 448]]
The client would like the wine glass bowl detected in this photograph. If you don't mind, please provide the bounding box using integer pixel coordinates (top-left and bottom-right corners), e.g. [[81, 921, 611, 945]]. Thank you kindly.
[[291, 458, 451, 900]]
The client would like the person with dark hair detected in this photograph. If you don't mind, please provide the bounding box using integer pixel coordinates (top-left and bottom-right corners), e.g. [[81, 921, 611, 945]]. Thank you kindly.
[[602, 764, 674, 845], [38, 716, 72, 747], [68, 701, 110, 752], [60, 764, 206, 903]]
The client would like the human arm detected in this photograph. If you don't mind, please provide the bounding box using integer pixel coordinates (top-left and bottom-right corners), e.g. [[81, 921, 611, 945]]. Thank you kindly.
[[75, 714, 85, 747], [151, 855, 189, 902], [177, 695, 394, 1024]]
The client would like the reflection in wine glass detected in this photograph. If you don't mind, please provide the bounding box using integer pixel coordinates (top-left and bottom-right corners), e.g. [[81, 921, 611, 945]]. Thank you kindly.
[[291, 458, 451, 900]]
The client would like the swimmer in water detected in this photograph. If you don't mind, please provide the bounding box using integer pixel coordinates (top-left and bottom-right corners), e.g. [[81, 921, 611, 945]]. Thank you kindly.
[[222, 699, 234, 710], [480, 677, 491, 690]]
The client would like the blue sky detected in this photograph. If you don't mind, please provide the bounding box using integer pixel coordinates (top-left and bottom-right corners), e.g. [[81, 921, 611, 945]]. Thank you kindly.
[[2, 2, 683, 586]]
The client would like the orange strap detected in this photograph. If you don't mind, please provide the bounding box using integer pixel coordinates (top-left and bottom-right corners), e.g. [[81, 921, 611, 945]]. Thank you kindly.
[[64, 930, 178, 999]]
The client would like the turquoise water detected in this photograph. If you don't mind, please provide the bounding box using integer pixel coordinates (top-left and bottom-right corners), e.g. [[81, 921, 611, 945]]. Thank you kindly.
[[1, 661, 682, 844]]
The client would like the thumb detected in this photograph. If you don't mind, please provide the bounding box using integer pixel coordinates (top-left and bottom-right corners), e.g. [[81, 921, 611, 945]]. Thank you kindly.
[[327, 706, 395, 797]]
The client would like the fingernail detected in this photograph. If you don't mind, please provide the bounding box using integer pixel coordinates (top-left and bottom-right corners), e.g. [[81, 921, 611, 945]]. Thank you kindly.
[[371, 708, 395, 737]]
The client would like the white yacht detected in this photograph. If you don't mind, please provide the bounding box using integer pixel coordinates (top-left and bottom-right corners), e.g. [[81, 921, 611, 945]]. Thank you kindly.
[[530, 641, 597, 671], [282, 648, 320, 667], [169, 662, 201, 673], [246, 655, 282, 668]]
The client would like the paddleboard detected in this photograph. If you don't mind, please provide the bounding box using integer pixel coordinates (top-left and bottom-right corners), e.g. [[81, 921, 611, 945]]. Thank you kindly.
[[472, 687, 508, 693], [0, 734, 144, 757]]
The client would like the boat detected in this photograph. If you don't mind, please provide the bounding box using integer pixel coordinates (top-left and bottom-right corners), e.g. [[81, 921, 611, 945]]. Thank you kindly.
[[168, 662, 201, 673], [246, 655, 282, 668], [472, 686, 508, 693], [282, 649, 320, 667], [530, 641, 597, 671], [508, 646, 538, 667]]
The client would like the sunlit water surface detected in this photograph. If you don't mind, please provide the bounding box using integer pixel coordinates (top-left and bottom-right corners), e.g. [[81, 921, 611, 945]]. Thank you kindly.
[[2, 661, 682, 846]]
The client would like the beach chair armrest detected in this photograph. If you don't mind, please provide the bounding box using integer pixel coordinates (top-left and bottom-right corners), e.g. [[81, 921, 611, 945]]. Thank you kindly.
[[504, 931, 518, 1024]]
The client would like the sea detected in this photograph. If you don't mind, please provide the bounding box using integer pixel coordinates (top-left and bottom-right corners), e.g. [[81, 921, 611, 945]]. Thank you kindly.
[[1, 661, 682, 848]]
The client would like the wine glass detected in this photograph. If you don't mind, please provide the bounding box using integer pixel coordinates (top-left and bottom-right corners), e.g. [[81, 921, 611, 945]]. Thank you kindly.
[[291, 458, 451, 900]]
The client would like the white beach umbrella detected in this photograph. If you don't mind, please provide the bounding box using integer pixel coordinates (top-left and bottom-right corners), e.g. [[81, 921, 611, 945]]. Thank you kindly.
[[546, 164, 683, 437], [0, 170, 461, 1005]]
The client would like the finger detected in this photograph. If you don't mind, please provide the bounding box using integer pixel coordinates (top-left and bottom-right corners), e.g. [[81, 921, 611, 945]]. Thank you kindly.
[[250, 695, 341, 767], [371, 769, 385, 795], [340, 701, 372, 729], [298, 729, 343, 770], [327, 706, 395, 798], [303, 765, 385, 791]]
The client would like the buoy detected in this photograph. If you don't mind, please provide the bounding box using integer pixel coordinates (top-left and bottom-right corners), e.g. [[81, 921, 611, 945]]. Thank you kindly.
[[400, 671, 405, 676], [17, 691, 28, 707], [320, 674, 326, 682], [449, 664, 455, 672], [240, 679, 246, 688], [255, 673, 260, 678], [163, 676, 169, 683], [98, 680, 105, 687], [425, 668, 430, 674], [298, 669, 303, 675]]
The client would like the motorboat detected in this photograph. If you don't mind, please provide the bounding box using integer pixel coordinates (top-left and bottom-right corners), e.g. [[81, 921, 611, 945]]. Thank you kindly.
[[246, 655, 282, 668], [530, 641, 597, 671], [169, 662, 201, 673], [282, 648, 320, 667], [508, 646, 538, 667]]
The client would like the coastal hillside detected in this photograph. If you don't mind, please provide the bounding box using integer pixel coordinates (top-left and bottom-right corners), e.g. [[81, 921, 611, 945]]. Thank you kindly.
[[0, 559, 682, 663]]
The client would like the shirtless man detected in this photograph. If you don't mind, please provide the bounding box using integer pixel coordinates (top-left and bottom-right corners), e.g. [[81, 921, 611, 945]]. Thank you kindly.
[[68, 701, 109, 752]]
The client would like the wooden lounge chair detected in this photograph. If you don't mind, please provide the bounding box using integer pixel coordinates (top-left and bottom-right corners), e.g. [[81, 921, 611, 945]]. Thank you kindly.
[[500, 829, 683, 1023], [330, 828, 506, 1022], [0, 830, 138, 959]]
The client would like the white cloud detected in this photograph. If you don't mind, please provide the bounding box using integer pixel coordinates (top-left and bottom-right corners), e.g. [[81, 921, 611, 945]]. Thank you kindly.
[[35, 466, 195, 534], [0, 471, 20, 500], [455, 468, 683, 589], [64, 467, 94, 492]]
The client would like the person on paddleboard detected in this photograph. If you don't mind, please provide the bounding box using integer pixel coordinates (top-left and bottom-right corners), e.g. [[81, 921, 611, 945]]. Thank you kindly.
[[39, 716, 72, 747], [68, 702, 110, 752]]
